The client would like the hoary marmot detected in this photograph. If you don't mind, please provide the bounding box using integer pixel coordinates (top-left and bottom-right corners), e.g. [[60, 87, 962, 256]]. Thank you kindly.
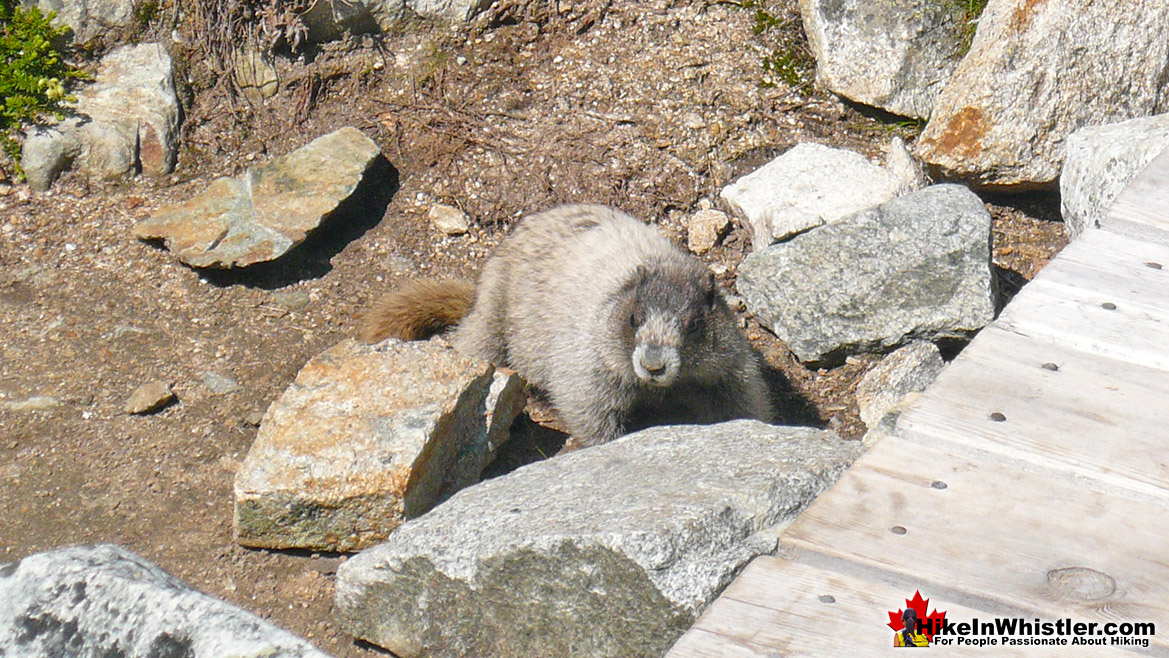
[[361, 204, 773, 446]]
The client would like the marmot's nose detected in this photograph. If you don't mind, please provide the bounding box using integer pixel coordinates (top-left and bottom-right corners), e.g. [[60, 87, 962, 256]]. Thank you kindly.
[[640, 346, 668, 374]]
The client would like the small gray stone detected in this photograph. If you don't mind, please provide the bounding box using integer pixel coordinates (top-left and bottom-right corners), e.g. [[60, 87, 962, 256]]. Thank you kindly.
[[3, 396, 63, 413], [200, 371, 242, 395], [0, 544, 332, 657], [1060, 114, 1169, 239], [271, 288, 312, 311], [112, 325, 151, 339], [855, 341, 944, 429], [301, 0, 483, 34], [407, 0, 486, 22], [133, 127, 383, 268], [336, 421, 862, 658], [361, 0, 411, 33], [301, 0, 389, 41], [917, 0, 1169, 186], [124, 381, 175, 415], [738, 184, 996, 364], [721, 143, 905, 248], [20, 121, 81, 191], [429, 204, 470, 235], [233, 337, 525, 552]]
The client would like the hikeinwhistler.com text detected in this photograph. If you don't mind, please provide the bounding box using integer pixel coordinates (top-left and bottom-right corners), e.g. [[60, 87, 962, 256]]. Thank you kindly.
[[921, 617, 1155, 648]]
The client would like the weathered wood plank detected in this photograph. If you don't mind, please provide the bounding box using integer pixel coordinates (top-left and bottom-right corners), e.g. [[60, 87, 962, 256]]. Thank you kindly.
[[996, 230, 1169, 371], [1103, 147, 1169, 244], [895, 325, 1169, 501], [1037, 228, 1169, 306], [1047, 226, 1169, 282], [667, 628, 777, 658], [781, 437, 1169, 651], [1026, 228, 1169, 319], [998, 278, 1169, 371], [699, 556, 1071, 656]]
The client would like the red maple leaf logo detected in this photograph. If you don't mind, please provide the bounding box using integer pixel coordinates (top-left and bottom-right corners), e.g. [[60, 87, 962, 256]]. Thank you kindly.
[[887, 591, 947, 641]]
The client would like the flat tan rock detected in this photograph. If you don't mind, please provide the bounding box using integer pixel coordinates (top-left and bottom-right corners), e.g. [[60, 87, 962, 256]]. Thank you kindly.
[[134, 128, 382, 268], [124, 381, 174, 415]]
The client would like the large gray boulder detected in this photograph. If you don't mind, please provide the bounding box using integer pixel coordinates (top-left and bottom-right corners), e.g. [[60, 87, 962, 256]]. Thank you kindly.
[[798, 0, 970, 119], [916, 0, 1169, 187], [21, 43, 179, 191], [20, 0, 134, 44], [133, 128, 383, 268], [0, 544, 331, 658], [234, 337, 525, 552], [1060, 114, 1169, 240], [737, 184, 996, 364], [335, 421, 862, 658], [720, 142, 908, 248]]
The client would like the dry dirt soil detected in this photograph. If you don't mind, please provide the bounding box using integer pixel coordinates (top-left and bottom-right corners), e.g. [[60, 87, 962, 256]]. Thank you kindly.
[[0, 1, 1066, 655]]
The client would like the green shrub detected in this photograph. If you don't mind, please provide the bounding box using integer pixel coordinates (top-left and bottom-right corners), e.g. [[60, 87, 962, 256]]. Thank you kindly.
[[733, 0, 813, 91], [0, 1, 86, 170]]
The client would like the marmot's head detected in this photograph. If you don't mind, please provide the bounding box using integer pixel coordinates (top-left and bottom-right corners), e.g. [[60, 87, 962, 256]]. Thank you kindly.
[[615, 261, 726, 387]]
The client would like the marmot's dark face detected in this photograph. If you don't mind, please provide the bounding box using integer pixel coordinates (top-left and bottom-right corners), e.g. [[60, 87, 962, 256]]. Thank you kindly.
[[620, 263, 720, 387]]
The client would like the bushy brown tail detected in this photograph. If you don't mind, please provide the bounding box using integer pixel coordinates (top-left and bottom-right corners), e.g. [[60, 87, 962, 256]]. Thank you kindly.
[[359, 278, 477, 343]]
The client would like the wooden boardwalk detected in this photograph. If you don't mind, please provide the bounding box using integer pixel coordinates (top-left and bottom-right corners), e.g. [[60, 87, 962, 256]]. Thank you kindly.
[[666, 148, 1169, 657]]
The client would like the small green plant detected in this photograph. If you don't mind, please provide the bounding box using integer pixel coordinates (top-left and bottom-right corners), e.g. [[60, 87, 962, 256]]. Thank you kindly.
[[742, 0, 781, 34], [0, 1, 87, 171], [132, 0, 161, 31], [729, 0, 813, 91], [953, 0, 988, 55], [879, 116, 927, 138], [760, 48, 811, 90], [959, 0, 989, 18]]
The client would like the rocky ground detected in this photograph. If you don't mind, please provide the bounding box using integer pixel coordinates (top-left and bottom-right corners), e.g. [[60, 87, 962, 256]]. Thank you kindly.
[[0, 1, 1066, 655]]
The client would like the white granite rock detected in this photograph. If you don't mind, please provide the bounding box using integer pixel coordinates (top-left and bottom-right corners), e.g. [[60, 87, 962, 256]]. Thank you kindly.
[[720, 143, 905, 248], [1060, 114, 1169, 239]]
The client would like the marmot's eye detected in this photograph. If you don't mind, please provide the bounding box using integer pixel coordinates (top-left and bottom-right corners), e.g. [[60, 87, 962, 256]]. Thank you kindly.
[[686, 316, 705, 336], [630, 308, 645, 328]]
